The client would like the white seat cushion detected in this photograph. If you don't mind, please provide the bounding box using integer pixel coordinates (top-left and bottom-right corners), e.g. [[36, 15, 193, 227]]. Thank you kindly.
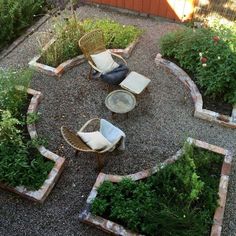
[[91, 50, 119, 74], [120, 71, 151, 94], [77, 131, 112, 151]]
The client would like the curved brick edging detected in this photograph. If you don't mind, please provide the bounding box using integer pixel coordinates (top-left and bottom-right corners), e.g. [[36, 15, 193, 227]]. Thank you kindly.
[[29, 38, 139, 77], [155, 53, 236, 129], [110, 38, 139, 59], [28, 38, 86, 77], [79, 138, 233, 236], [0, 88, 65, 203]]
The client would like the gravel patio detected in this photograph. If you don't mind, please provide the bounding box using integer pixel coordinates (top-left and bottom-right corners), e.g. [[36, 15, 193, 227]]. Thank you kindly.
[[0, 4, 236, 236]]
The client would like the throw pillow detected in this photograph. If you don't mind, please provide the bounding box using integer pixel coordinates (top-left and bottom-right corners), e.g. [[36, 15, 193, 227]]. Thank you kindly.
[[91, 50, 119, 74], [77, 131, 112, 151]]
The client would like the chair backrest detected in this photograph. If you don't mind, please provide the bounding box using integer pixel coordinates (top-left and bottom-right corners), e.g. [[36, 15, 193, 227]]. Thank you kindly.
[[78, 29, 106, 65], [61, 126, 94, 152]]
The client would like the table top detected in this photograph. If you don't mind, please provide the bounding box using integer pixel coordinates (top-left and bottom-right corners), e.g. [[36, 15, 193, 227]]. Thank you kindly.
[[120, 71, 151, 94], [105, 90, 136, 114]]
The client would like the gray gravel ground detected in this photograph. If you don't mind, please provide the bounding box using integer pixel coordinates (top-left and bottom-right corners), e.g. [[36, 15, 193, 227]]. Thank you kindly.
[[0, 5, 236, 236]]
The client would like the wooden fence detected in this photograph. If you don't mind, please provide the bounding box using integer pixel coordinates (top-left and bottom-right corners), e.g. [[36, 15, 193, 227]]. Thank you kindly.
[[194, 0, 236, 21], [87, 0, 197, 21]]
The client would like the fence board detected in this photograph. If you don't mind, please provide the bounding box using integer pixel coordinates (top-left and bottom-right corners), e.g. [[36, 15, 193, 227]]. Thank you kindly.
[[133, 0, 143, 12], [143, 0, 151, 14], [149, 0, 160, 16], [116, 0, 124, 8], [89, 0, 196, 21], [125, 0, 133, 10]]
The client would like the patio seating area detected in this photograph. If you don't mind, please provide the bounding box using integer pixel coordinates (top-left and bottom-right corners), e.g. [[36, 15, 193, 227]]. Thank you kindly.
[[0, 4, 236, 236]]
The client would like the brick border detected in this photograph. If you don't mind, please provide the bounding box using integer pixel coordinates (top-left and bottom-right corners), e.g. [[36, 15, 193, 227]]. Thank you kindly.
[[0, 88, 65, 203], [79, 138, 233, 236], [0, 10, 57, 62], [110, 38, 139, 59], [155, 53, 236, 129], [28, 38, 139, 77]]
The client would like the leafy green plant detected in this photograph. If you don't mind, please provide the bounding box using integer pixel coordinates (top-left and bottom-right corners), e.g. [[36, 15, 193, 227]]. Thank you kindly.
[[0, 70, 53, 190], [82, 19, 142, 49], [0, 0, 47, 50], [40, 16, 84, 67], [0, 69, 32, 117], [160, 25, 236, 104], [0, 110, 54, 190], [92, 143, 222, 235], [26, 112, 40, 125], [41, 17, 142, 67]]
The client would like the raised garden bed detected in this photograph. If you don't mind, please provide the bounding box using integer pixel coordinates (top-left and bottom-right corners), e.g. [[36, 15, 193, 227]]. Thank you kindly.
[[29, 18, 141, 77], [0, 87, 65, 203], [79, 138, 232, 236], [29, 37, 139, 77], [155, 54, 236, 129]]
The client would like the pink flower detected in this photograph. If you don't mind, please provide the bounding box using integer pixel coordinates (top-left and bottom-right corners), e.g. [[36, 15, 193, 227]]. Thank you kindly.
[[213, 36, 220, 42], [200, 57, 207, 63]]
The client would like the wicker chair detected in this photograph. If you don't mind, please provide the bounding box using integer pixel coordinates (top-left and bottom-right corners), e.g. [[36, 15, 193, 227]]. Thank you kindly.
[[78, 29, 127, 80], [61, 118, 123, 170]]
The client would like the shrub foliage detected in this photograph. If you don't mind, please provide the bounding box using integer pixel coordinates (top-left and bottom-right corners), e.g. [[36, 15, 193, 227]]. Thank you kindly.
[[0, 70, 54, 190], [92, 144, 222, 235], [0, 0, 46, 50], [41, 17, 142, 67], [160, 25, 236, 104]]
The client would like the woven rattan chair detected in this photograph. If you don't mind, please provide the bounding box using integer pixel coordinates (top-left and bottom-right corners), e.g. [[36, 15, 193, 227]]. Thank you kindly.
[[61, 118, 123, 170], [78, 29, 127, 80]]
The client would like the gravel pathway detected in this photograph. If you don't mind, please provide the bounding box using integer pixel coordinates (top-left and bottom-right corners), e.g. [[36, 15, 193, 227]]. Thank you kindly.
[[0, 5, 236, 236]]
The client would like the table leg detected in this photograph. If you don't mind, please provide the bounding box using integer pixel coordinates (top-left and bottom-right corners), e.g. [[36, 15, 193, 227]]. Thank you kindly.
[[111, 112, 115, 119]]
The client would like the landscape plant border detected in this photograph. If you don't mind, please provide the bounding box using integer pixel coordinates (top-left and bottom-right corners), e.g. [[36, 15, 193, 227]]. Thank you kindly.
[[155, 54, 236, 129], [0, 88, 65, 203], [28, 37, 139, 77], [79, 137, 232, 236], [0, 9, 57, 62]]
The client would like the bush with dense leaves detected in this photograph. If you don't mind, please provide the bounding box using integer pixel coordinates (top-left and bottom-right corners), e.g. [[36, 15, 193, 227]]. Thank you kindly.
[[160, 26, 236, 104], [41, 17, 142, 67], [0, 70, 54, 190], [0, 0, 46, 50], [82, 19, 142, 49], [92, 143, 222, 236]]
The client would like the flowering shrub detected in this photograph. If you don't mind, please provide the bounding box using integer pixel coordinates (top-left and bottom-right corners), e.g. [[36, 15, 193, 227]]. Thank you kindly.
[[160, 27, 236, 104]]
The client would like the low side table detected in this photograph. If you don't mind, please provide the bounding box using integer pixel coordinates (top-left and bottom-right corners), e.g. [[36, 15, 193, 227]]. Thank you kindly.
[[105, 90, 136, 118]]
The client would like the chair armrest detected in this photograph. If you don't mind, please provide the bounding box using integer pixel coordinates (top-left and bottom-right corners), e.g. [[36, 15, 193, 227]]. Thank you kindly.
[[79, 118, 101, 132], [88, 61, 103, 73], [110, 52, 127, 65]]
